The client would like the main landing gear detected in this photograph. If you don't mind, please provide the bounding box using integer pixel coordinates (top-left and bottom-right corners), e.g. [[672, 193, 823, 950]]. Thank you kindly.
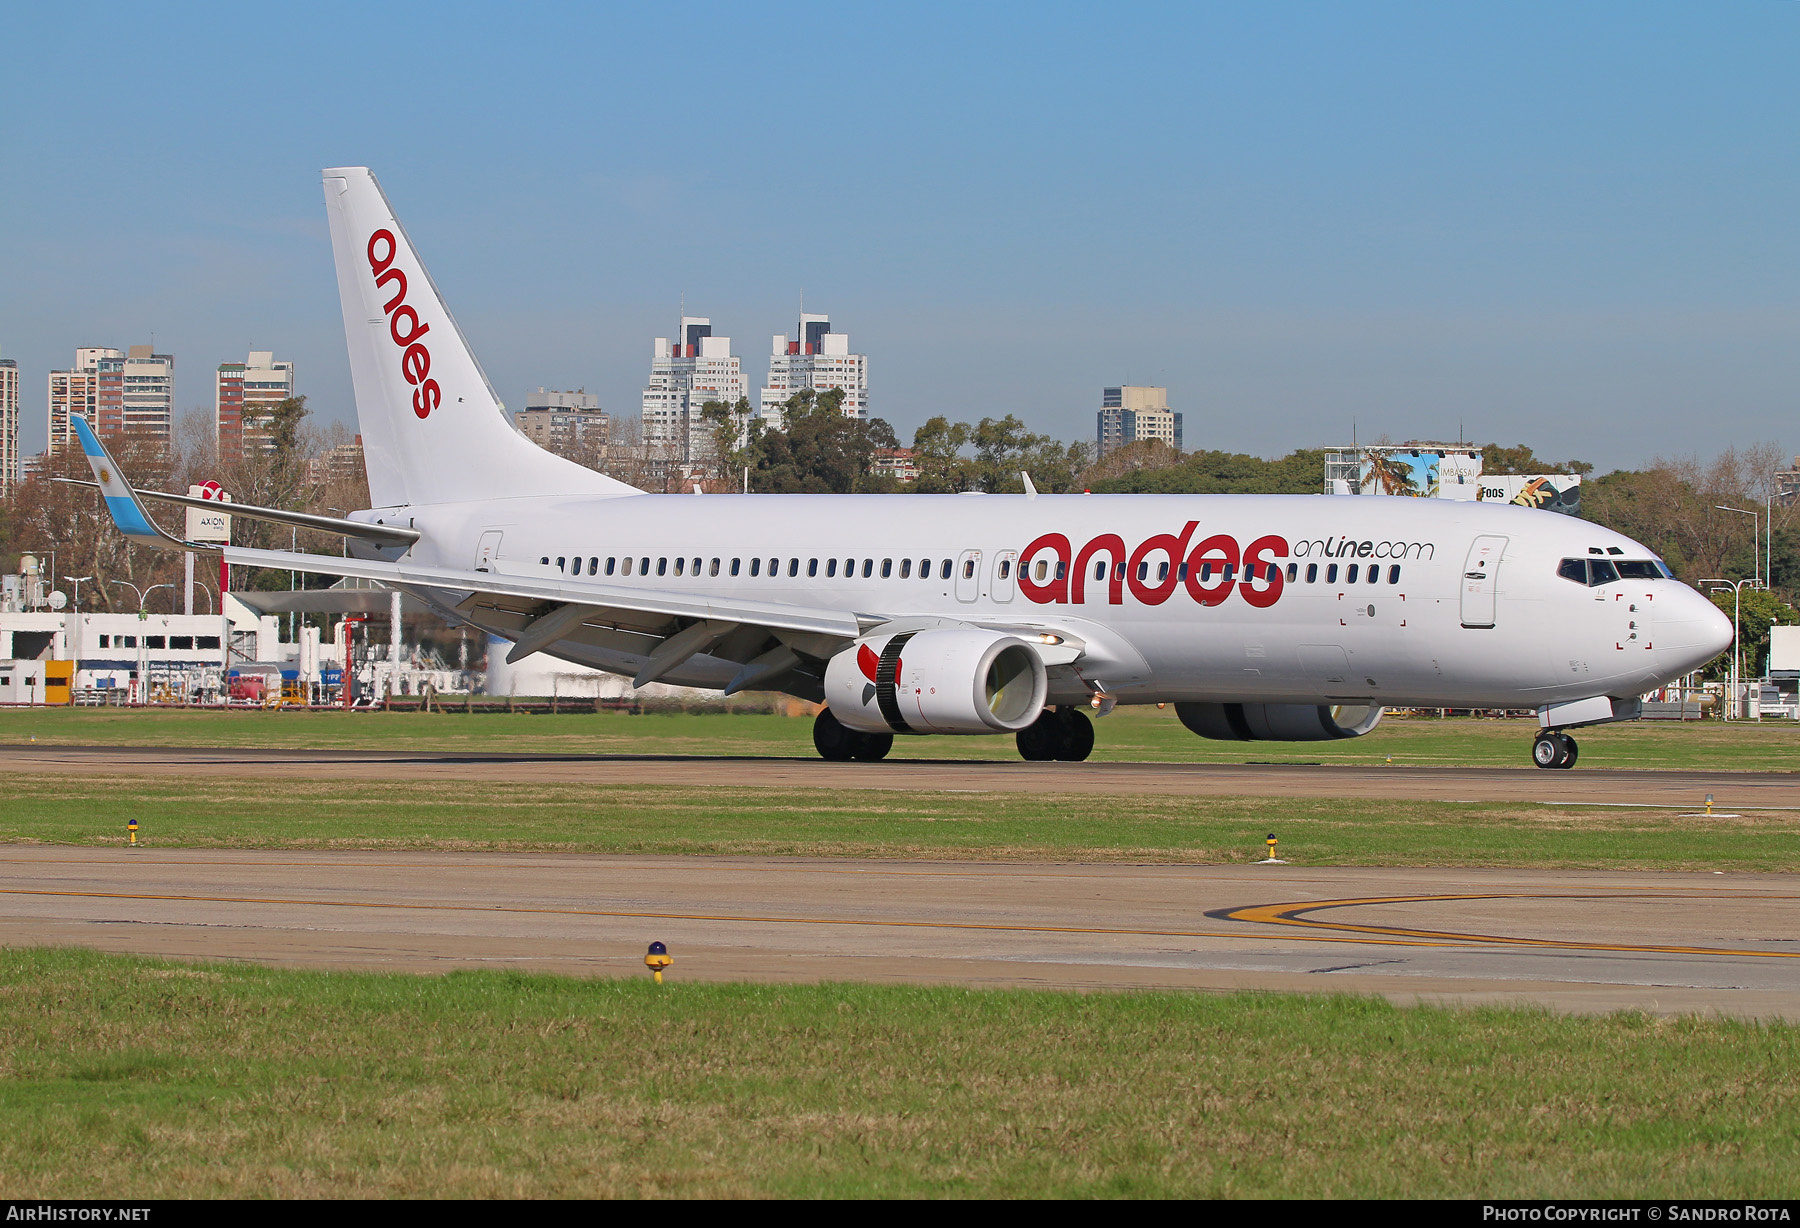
[[813, 707, 893, 762], [1016, 706, 1096, 762], [1532, 730, 1579, 770]]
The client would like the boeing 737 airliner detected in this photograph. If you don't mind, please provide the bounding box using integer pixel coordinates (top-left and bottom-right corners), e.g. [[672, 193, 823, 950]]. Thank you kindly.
[[74, 167, 1733, 768]]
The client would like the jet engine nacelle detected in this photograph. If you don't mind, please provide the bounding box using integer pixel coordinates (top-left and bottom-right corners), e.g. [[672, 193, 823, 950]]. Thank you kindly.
[[824, 628, 1048, 735], [1175, 701, 1383, 741]]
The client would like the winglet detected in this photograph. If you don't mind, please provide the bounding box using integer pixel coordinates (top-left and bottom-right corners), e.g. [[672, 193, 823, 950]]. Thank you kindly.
[[70, 416, 209, 552]]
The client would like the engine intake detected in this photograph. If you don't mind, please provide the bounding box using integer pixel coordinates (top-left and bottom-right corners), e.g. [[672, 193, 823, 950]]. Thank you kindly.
[[1175, 702, 1383, 741], [824, 628, 1048, 735]]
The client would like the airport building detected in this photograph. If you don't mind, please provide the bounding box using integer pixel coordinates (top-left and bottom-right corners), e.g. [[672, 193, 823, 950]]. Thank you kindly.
[[0, 352, 18, 494], [759, 313, 869, 430], [215, 351, 296, 461], [1322, 443, 1581, 516], [642, 316, 747, 468], [1096, 386, 1182, 457], [514, 389, 609, 453]]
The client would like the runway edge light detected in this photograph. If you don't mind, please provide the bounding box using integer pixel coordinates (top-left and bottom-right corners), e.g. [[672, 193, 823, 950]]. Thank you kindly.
[[646, 941, 671, 984], [127, 818, 138, 848], [1258, 833, 1285, 865]]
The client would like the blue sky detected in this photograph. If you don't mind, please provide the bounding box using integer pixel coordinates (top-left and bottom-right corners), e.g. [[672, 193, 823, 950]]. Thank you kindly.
[[1, 2, 1794, 470]]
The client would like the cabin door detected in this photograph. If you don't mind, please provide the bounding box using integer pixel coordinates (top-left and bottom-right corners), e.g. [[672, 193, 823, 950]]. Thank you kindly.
[[475, 530, 503, 572], [1460, 535, 1507, 628]]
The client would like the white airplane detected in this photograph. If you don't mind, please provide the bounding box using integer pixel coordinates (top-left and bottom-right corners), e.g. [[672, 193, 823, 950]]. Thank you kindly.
[[74, 166, 1733, 769]]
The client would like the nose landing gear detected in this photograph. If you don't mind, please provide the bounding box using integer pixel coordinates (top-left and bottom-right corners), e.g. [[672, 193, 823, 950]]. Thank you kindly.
[[1532, 730, 1579, 769]]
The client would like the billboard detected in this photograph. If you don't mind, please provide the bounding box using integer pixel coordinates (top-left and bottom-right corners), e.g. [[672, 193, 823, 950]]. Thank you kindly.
[[1476, 474, 1581, 517], [183, 483, 232, 542], [1358, 450, 1440, 497]]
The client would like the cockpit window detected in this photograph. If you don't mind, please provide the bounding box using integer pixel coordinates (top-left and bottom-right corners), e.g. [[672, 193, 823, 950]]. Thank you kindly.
[[1561, 557, 1667, 586]]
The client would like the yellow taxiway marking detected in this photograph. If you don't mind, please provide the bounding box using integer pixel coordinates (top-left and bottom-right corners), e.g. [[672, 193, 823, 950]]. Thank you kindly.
[[0, 886, 1796, 958], [1217, 893, 1800, 958]]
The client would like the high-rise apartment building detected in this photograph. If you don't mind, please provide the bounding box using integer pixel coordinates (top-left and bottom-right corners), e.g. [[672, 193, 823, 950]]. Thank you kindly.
[[0, 353, 18, 494], [121, 345, 175, 437], [514, 389, 609, 453], [759, 313, 868, 430], [1096, 385, 1182, 457], [216, 351, 295, 460], [642, 317, 746, 467], [47, 347, 124, 451]]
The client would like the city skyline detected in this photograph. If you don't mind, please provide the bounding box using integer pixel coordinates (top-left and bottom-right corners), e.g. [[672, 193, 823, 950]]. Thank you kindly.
[[1, 4, 1793, 474]]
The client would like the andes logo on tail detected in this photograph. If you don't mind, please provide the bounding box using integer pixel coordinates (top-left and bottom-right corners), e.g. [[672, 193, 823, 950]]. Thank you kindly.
[[367, 229, 441, 420]]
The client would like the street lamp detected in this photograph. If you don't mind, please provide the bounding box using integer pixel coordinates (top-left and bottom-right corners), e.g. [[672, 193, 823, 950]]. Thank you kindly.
[[109, 579, 144, 612], [62, 576, 93, 610], [143, 583, 175, 613], [1716, 506, 1762, 588], [1702, 577, 1749, 718]]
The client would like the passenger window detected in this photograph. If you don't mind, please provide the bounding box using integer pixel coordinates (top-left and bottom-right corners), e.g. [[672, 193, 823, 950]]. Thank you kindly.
[[556, 556, 566, 572], [788, 559, 799, 577], [845, 558, 855, 576], [1200, 563, 1212, 582], [962, 559, 975, 579], [674, 558, 684, 576], [809, 559, 819, 577], [919, 558, 931, 578], [1093, 561, 1106, 581], [730, 558, 741, 576], [751, 558, 761, 576], [1368, 566, 1379, 584], [658, 558, 668, 576], [709, 558, 719, 577], [879, 559, 890, 578], [1347, 564, 1359, 583], [1113, 562, 1125, 581], [1307, 563, 1318, 583], [1056, 561, 1066, 580], [1589, 559, 1619, 585], [622, 557, 634, 576], [540, 556, 550, 565], [902, 559, 913, 579], [862, 559, 874, 578], [1223, 563, 1235, 582], [827, 559, 838, 577], [588, 557, 598, 575], [941, 560, 952, 580], [1136, 562, 1149, 582], [1178, 563, 1188, 581], [606, 557, 616, 575], [1036, 560, 1048, 581], [1157, 561, 1169, 581], [640, 557, 649, 575], [1326, 564, 1338, 584], [770, 558, 780, 576], [1287, 563, 1298, 582], [1388, 565, 1401, 584]]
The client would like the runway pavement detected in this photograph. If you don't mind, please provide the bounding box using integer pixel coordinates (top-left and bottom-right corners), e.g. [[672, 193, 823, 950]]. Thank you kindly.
[[2, 847, 1795, 1019], [5, 743, 1799, 807]]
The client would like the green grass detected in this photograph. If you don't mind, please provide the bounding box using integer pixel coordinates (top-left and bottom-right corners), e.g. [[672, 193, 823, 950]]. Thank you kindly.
[[6, 705, 1800, 770], [6, 775, 1797, 870], [0, 947, 1793, 1198]]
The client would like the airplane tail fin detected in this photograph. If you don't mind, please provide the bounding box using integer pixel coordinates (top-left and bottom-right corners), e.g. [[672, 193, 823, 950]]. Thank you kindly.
[[321, 167, 639, 508]]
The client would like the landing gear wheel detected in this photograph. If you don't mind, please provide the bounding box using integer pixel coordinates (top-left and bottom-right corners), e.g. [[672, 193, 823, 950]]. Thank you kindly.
[[850, 731, 893, 762], [1054, 707, 1095, 762], [1531, 732, 1559, 769], [814, 708, 856, 761], [1532, 731, 1577, 769], [1016, 710, 1062, 761], [1016, 707, 1096, 762]]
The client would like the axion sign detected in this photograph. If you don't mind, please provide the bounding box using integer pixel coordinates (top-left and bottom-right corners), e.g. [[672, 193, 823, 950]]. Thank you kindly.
[[366, 229, 441, 419], [1016, 524, 1437, 609]]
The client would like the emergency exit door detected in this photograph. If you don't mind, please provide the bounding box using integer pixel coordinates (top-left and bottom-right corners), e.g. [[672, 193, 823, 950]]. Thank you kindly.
[[1460, 535, 1507, 628], [475, 530, 503, 572]]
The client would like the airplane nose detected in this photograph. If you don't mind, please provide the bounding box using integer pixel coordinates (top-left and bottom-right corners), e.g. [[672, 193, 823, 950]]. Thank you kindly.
[[1661, 585, 1735, 671]]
